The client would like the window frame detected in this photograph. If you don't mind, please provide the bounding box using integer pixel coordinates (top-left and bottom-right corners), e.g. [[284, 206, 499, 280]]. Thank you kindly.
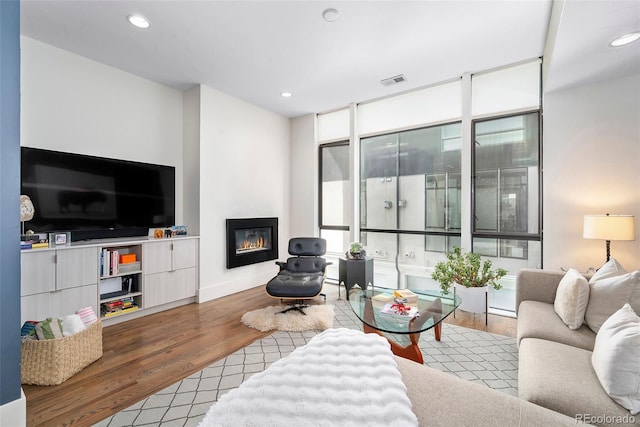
[[318, 140, 350, 233], [470, 110, 543, 247], [358, 121, 463, 252]]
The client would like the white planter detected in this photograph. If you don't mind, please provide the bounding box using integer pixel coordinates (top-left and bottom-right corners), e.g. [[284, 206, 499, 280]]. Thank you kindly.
[[454, 283, 488, 314]]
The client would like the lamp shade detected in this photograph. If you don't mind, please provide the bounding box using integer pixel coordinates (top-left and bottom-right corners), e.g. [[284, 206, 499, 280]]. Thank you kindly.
[[20, 195, 35, 222], [583, 214, 635, 241]]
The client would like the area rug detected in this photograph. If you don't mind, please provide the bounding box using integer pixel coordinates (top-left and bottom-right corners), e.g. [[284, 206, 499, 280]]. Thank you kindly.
[[241, 304, 335, 332]]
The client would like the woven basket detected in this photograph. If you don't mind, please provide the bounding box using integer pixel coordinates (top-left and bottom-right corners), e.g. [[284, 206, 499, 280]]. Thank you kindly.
[[21, 320, 103, 386]]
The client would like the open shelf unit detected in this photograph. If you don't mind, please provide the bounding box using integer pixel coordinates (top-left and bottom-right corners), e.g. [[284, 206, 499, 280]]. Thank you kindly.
[[99, 243, 143, 319]]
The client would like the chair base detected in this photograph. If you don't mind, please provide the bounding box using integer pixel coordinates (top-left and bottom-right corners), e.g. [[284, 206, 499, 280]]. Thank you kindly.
[[271, 293, 327, 303], [277, 304, 310, 315]]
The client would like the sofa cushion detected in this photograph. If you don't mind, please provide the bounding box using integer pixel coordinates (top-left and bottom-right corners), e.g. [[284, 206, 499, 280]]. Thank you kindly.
[[519, 338, 638, 426], [589, 258, 627, 284], [554, 268, 590, 330], [395, 356, 577, 426], [592, 304, 640, 415], [517, 300, 596, 351], [585, 270, 640, 333]]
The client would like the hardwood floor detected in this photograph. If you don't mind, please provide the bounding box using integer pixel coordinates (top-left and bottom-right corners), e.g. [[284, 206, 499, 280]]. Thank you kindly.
[[23, 283, 516, 426]]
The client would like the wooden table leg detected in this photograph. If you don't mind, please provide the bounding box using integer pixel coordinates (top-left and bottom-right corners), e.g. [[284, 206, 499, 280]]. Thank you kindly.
[[362, 323, 424, 364], [434, 322, 441, 341], [361, 295, 446, 364]]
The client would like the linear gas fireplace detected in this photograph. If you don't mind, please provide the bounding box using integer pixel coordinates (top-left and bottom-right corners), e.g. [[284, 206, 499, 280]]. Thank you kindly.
[[226, 217, 279, 269]]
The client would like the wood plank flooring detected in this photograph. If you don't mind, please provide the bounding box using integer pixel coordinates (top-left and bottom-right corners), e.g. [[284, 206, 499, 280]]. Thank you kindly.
[[23, 283, 516, 426]]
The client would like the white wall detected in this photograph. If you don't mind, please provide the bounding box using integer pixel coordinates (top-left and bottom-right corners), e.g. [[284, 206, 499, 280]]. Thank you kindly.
[[543, 74, 640, 271], [183, 86, 201, 235], [20, 37, 185, 222], [197, 85, 291, 302], [21, 37, 295, 303], [289, 114, 317, 237]]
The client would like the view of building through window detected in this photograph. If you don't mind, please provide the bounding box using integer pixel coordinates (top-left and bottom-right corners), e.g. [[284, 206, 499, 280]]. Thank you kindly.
[[317, 61, 542, 314], [319, 142, 350, 255]]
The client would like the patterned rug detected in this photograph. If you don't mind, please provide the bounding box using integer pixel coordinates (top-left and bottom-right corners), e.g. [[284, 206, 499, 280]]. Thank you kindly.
[[95, 299, 518, 427]]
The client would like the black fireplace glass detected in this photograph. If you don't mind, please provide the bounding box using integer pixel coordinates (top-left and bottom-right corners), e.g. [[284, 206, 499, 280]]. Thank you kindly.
[[226, 217, 278, 269], [235, 227, 272, 255]]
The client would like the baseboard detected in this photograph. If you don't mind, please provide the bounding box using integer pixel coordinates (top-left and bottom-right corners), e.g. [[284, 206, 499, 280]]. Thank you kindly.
[[198, 271, 272, 303], [0, 389, 26, 426]]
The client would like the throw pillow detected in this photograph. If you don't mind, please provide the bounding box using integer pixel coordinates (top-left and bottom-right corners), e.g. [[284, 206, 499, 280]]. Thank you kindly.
[[592, 303, 640, 415], [589, 258, 627, 284], [76, 306, 98, 326], [60, 314, 87, 337], [585, 270, 640, 333], [554, 268, 590, 330], [35, 318, 64, 340]]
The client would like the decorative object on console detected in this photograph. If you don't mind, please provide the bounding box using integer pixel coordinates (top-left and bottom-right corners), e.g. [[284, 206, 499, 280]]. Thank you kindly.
[[170, 225, 187, 236], [48, 231, 71, 248], [19, 194, 34, 236], [583, 213, 635, 263]]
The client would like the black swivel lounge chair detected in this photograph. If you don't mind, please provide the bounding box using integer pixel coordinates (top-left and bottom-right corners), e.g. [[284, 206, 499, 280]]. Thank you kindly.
[[266, 237, 328, 313]]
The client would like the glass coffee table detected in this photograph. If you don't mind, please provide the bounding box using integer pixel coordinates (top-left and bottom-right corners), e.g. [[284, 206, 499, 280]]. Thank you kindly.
[[348, 287, 461, 364]]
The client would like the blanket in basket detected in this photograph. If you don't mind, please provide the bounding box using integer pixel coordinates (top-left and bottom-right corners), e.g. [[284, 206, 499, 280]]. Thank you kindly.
[[198, 328, 418, 426]]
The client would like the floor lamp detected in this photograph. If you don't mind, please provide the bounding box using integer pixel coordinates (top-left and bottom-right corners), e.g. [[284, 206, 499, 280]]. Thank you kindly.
[[583, 213, 635, 263]]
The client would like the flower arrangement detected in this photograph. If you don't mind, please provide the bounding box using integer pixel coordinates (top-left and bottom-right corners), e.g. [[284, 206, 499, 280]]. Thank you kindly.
[[431, 246, 507, 294]]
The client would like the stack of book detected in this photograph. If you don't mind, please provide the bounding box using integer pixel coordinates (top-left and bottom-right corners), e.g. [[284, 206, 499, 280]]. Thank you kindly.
[[20, 233, 49, 250], [101, 297, 139, 318], [100, 249, 120, 277]]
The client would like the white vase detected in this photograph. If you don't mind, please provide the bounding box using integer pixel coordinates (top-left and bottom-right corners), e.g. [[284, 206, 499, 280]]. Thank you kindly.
[[454, 283, 488, 314]]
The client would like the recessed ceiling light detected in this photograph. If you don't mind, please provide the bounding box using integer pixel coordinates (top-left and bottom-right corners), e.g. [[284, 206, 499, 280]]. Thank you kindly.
[[128, 14, 151, 29], [280, 92, 293, 98], [322, 8, 339, 23], [609, 31, 640, 47]]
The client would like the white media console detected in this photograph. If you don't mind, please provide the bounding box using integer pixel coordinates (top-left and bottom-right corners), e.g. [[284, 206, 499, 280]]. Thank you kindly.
[[20, 235, 199, 326]]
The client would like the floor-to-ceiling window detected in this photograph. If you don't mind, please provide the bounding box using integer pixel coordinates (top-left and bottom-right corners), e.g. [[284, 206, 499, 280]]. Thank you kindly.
[[316, 60, 541, 315], [472, 111, 542, 312], [319, 141, 350, 258], [360, 122, 462, 288]]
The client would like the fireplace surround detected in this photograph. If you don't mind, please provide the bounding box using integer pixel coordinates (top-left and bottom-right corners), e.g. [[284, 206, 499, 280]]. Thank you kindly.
[[226, 217, 278, 269]]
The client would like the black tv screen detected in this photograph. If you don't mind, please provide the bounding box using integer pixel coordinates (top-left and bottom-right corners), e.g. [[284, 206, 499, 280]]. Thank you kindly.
[[21, 147, 175, 241]]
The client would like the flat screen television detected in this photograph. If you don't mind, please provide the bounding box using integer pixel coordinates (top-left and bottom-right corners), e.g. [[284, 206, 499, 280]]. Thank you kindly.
[[21, 147, 175, 242]]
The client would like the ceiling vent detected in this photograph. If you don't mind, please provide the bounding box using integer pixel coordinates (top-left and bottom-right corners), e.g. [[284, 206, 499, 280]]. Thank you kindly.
[[381, 74, 407, 87]]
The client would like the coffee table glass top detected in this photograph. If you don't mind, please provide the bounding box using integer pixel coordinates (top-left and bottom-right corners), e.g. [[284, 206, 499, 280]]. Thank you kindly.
[[348, 287, 461, 335]]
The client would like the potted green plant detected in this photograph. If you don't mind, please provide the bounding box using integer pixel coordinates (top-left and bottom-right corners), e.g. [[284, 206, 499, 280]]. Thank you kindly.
[[431, 246, 507, 313], [346, 242, 366, 260]]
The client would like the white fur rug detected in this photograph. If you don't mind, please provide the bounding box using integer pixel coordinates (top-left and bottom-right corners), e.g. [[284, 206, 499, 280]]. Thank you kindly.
[[241, 304, 334, 332]]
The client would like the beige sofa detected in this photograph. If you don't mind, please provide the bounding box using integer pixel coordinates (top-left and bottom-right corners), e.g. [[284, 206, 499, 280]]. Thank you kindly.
[[516, 268, 639, 426], [396, 356, 577, 426]]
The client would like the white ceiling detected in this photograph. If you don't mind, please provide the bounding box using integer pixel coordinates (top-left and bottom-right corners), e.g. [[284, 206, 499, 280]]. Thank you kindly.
[[20, 0, 640, 118]]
